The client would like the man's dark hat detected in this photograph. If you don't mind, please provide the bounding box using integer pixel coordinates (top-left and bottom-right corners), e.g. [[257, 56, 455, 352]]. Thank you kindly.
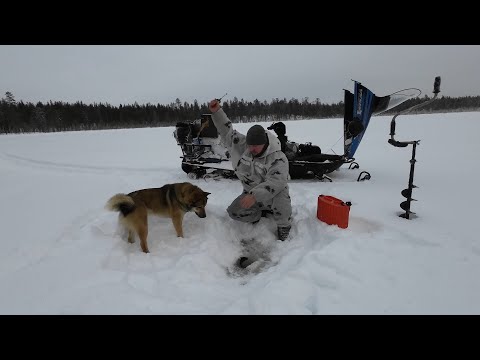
[[246, 125, 267, 145]]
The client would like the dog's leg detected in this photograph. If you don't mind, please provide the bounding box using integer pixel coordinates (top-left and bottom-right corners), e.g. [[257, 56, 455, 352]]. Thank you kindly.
[[172, 212, 185, 238], [133, 208, 149, 253], [137, 224, 149, 253], [127, 230, 135, 243]]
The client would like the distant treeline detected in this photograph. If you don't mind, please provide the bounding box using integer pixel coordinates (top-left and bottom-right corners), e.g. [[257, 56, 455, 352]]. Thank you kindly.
[[1, 91, 479, 134]]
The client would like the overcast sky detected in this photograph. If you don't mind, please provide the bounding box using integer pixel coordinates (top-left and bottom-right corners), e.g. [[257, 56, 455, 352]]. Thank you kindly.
[[1, 45, 479, 106]]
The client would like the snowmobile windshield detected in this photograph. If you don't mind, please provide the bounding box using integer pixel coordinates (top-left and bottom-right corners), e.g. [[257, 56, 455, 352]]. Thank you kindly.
[[373, 88, 422, 115]]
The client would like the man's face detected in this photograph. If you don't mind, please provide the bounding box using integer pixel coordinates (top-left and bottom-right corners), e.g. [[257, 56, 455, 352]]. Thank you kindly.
[[247, 144, 265, 156]]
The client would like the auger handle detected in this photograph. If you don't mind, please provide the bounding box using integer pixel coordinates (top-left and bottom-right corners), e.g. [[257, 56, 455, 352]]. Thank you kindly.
[[433, 76, 441, 94], [389, 118, 396, 137]]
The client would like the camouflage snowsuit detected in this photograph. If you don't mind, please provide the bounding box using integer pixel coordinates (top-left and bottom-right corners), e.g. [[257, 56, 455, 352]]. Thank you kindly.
[[211, 109, 292, 227]]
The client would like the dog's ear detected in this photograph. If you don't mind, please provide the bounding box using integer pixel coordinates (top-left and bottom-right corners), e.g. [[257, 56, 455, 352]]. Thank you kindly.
[[204, 191, 211, 197]]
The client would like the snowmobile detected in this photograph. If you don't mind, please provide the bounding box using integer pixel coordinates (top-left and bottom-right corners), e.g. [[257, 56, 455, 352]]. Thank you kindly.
[[173, 81, 422, 181]]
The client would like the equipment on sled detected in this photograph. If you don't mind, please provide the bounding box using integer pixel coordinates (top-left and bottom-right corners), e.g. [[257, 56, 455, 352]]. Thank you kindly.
[[173, 81, 421, 181], [174, 114, 236, 180], [266, 122, 354, 182], [388, 76, 441, 219]]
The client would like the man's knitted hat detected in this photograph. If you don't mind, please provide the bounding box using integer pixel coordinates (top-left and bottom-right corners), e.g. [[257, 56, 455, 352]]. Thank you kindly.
[[246, 125, 267, 145]]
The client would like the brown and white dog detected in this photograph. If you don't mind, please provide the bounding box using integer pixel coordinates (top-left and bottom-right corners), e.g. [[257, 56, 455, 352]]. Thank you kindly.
[[106, 182, 210, 253]]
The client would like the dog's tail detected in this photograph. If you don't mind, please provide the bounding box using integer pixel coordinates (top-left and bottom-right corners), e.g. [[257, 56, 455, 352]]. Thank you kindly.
[[105, 194, 136, 217]]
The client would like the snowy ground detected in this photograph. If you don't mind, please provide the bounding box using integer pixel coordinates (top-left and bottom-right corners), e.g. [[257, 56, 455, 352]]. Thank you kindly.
[[0, 111, 479, 314]]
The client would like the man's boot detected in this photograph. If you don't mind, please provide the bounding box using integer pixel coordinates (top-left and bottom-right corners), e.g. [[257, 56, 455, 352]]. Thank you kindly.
[[277, 225, 291, 241], [236, 256, 255, 269]]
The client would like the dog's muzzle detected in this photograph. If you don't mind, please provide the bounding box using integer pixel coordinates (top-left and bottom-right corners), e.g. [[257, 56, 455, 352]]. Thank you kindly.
[[195, 208, 206, 218]]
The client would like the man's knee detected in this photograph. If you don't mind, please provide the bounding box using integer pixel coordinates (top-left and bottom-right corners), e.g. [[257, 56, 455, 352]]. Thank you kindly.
[[227, 200, 261, 223], [226, 203, 238, 219], [271, 192, 292, 226]]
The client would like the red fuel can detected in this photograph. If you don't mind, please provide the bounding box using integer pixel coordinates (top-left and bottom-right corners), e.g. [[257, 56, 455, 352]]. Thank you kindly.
[[317, 195, 351, 229]]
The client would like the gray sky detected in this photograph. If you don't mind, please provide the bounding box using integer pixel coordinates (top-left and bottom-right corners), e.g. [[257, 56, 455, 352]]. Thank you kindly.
[[1, 45, 479, 106]]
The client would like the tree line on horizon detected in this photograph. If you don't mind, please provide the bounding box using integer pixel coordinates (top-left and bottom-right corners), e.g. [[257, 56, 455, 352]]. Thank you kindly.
[[0, 91, 479, 134]]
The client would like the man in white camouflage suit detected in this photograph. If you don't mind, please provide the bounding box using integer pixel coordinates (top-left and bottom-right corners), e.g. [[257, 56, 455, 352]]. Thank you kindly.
[[209, 99, 292, 241]]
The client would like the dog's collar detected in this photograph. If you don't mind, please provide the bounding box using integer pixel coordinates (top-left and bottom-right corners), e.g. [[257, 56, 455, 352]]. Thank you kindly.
[[179, 200, 192, 212]]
